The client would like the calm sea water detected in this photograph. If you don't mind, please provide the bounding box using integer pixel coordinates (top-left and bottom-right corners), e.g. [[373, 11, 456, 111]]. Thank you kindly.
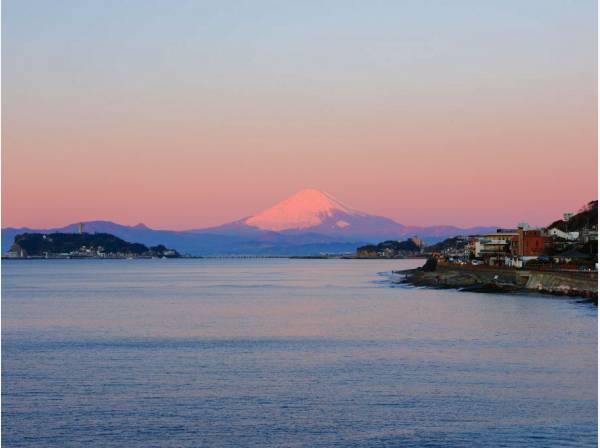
[[2, 259, 597, 447]]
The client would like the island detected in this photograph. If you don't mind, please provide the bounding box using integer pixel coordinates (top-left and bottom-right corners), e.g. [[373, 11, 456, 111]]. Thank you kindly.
[[356, 237, 425, 258], [4, 232, 181, 259]]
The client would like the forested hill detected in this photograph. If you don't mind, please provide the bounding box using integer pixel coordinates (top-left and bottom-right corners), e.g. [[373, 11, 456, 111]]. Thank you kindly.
[[8, 233, 180, 258], [356, 239, 422, 257], [548, 200, 597, 232], [423, 236, 470, 254]]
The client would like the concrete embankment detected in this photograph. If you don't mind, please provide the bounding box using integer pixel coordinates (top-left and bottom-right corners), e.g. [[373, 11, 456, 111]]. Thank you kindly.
[[400, 264, 597, 301], [520, 270, 597, 298]]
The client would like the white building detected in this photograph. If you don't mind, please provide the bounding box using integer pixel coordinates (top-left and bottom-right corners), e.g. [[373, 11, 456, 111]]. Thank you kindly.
[[547, 228, 579, 241]]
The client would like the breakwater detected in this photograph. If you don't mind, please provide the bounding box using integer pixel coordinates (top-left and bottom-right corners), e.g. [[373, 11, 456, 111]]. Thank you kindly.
[[400, 262, 597, 301]]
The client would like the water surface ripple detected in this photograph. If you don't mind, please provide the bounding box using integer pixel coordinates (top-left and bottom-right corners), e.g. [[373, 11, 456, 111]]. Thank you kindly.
[[2, 259, 597, 447]]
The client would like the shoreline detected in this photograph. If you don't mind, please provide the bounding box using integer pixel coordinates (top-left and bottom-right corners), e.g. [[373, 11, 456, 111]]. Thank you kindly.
[[1, 255, 425, 260], [397, 262, 597, 303]]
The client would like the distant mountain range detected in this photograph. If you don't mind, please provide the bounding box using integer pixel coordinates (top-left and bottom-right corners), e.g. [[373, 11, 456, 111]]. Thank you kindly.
[[2, 189, 496, 256]]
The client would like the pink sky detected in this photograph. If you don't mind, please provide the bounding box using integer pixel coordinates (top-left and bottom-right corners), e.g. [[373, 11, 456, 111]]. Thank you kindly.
[[2, 1, 597, 230]]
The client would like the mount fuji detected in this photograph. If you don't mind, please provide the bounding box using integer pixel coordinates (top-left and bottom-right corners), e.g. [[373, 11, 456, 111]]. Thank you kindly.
[[205, 188, 409, 238], [2, 189, 496, 255]]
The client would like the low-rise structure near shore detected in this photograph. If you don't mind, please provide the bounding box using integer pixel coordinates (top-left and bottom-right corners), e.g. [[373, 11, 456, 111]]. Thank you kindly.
[[398, 200, 598, 300], [428, 201, 597, 271]]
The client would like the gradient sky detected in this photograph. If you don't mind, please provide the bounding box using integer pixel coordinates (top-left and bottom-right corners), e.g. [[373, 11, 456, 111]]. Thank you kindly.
[[2, 0, 597, 230]]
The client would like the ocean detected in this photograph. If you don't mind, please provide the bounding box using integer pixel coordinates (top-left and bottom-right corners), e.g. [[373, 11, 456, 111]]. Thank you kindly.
[[2, 258, 597, 447]]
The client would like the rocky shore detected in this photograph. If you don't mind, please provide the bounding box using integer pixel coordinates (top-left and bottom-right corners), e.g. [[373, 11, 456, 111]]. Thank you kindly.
[[398, 259, 597, 302]]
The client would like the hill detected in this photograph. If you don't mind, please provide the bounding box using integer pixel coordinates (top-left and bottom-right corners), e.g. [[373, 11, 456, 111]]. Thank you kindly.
[[548, 200, 598, 232], [356, 239, 422, 258], [2, 189, 498, 256], [424, 236, 471, 254], [8, 233, 180, 258]]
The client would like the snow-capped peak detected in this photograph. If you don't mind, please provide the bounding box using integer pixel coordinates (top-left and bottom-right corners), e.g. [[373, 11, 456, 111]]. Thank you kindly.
[[245, 188, 363, 231]]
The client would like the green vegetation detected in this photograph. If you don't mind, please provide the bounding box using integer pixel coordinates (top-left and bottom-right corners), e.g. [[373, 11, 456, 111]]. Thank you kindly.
[[423, 236, 470, 254], [9, 233, 180, 258], [548, 200, 598, 232], [356, 239, 421, 257]]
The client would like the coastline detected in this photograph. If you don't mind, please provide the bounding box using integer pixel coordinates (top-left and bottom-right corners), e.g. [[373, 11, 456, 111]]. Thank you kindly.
[[1, 255, 425, 260], [398, 261, 598, 303]]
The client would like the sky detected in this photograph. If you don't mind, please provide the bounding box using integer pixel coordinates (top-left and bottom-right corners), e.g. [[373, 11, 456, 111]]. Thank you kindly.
[[2, 0, 597, 230]]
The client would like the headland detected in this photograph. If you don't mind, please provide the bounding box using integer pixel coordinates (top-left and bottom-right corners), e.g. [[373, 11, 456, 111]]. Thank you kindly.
[[399, 258, 597, 302]]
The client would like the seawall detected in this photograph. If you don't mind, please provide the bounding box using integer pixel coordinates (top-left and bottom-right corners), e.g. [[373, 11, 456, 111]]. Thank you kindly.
[[400, 264, 597, 301], [520, 270, 597, 298]]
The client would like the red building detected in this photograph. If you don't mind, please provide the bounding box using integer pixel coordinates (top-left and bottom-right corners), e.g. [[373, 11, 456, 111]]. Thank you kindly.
[[516, 229, 546, 257]]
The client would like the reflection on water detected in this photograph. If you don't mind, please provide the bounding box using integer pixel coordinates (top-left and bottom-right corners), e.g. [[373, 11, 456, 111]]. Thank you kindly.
[[2, 259, 597, 447]]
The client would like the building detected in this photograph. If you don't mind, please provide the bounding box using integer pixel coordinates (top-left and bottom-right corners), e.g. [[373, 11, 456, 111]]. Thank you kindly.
[[552, 249, 592, 265], [503, 228, 548, 268], [516, 228, 546, 257], [474, 230, 518, 266], [580, 228, 598, 243], [409, 236, 425, 250], [547, 228, 579, 241], [471, 226, 548, 267]]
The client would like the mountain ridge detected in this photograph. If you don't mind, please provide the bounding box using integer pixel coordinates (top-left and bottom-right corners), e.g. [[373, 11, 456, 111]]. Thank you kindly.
[[205, 188, 495, 240], [2, 189, 497, 255]]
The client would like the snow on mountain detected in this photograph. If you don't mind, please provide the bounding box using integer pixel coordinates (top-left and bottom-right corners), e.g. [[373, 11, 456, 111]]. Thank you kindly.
[[244, 188, 366, 231], [2, 189, 497, 255], [204, 188, 496, 240]]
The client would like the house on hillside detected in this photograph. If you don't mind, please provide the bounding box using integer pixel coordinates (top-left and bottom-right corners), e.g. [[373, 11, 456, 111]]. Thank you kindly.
[[547, 228, 579, 241], [580, 228, 598, 243]]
